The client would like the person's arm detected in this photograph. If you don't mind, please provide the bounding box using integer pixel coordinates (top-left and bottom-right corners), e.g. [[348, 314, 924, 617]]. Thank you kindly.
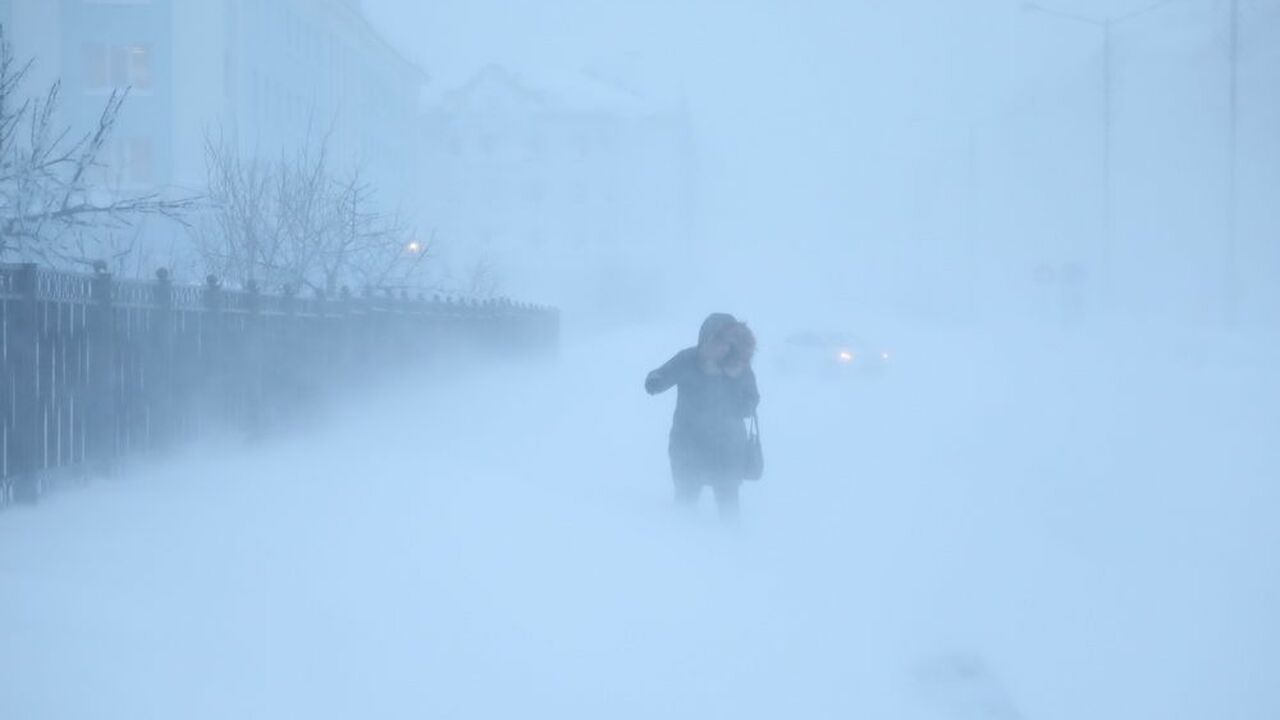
[[645, 350, 691, 395], [737, 368, 760, 417]]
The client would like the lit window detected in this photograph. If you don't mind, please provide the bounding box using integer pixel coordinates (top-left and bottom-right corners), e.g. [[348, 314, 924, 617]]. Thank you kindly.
[[127, 45, 153, 90]]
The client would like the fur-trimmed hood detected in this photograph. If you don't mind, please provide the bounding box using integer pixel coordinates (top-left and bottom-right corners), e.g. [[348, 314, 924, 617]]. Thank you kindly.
[[722, 321, 757, 365], [697, 313, 756, 365], [698, 313, 738, 348]]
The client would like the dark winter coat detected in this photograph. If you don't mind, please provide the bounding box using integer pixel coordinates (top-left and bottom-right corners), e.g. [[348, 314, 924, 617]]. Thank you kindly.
[[645, 314, 760, 487]]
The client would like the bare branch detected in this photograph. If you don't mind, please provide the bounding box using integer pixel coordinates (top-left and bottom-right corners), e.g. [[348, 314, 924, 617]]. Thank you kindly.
[[0, 27, 196, 266], [193, 119, 434, 296]]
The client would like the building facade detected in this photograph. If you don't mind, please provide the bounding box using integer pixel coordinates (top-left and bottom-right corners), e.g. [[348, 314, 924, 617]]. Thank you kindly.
[[421, 65, 697, 306], [5, 0, 425, 222]]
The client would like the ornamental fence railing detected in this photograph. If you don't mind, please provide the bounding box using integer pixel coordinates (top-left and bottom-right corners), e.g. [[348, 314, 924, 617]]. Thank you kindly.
[[0, 263, 559, 506]]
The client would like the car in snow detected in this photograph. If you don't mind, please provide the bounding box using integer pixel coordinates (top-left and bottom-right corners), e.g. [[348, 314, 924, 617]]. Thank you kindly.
[[771, 330, 894, 379]]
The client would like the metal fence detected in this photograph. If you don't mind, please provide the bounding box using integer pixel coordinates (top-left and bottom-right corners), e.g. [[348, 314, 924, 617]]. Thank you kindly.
[[0, 263, 559, 506]]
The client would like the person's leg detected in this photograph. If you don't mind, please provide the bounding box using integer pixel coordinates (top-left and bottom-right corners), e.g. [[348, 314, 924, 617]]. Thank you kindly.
[[712, 483, 740, 524], [671, 451, 701, 508], [674, 481, 701, 507]]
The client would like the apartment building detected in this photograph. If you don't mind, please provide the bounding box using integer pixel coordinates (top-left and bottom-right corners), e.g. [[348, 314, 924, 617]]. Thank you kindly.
[[6, 0, 425, 205], [421, 64, 696, 302]]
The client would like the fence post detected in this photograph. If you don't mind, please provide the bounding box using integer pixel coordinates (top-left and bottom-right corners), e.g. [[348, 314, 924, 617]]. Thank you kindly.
[[337, 286, 353, 379], [275, 285, 295, 418], [150, 268, 175, 450], [10, 264, 40, 503], [359, 286, 374, 375], [202, 275, 225, 431], [244, 279, 263, 440], [313, 287, 331, 385], [86, 265, 117, 475]]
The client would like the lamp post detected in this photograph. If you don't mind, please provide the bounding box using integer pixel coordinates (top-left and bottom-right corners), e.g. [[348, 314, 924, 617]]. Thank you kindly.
[[1226, 0, 1239, 323], [1023, 0, 1180, 303]]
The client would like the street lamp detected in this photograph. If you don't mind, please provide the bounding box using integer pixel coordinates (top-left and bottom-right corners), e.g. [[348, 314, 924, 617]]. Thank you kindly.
[[1225, 0, 1239, 322], [1023, 0, 1181, 301]]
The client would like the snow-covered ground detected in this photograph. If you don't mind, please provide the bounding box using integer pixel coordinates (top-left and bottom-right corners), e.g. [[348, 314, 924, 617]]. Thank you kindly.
[[1, 321, 1277, 719]]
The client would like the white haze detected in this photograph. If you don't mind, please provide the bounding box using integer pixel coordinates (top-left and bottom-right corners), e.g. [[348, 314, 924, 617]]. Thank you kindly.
[[2, 1, 1279, 719]]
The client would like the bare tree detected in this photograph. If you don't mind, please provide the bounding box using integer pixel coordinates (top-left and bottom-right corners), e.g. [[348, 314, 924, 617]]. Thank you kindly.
[[191, 129, 283, 288], [327, 169, 430, 295], [427, 251, 505, 300], [465, 257, 501, 299], [0, 27, 196, 266], [194, 124, 433, 295], [275, 133, 338, 291]]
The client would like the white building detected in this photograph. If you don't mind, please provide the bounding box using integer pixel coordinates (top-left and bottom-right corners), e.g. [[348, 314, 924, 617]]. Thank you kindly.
[[421, 65, 697, 308], [4, 0, 425, 223]]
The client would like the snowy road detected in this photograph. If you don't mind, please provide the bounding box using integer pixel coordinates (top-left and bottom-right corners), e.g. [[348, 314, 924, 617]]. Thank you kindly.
[[1, 324, 1277, 719]]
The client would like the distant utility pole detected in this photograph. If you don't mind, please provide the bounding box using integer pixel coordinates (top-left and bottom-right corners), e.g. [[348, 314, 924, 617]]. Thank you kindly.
[[1225, 0, 1239, 323], [1024, 0, 1181, 303]]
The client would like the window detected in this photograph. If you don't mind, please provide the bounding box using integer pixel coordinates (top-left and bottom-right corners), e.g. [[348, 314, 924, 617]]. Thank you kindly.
[[82, 44, 108, 88], [126, 138, 153, 184], [127, 45, 153, 90], [82, 43, 153, 91], [91, 137, 155, 186]]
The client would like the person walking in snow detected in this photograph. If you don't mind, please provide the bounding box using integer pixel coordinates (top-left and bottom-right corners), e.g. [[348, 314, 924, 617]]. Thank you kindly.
[[645, 313, 760, 522]]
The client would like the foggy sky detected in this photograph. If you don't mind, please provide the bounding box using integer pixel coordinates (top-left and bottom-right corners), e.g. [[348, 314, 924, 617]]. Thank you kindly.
[[366, 0, 1278, 325]]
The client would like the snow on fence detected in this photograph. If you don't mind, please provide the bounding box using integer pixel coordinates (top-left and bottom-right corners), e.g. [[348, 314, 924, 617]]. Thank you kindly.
[[0, 263, 559, 507]]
